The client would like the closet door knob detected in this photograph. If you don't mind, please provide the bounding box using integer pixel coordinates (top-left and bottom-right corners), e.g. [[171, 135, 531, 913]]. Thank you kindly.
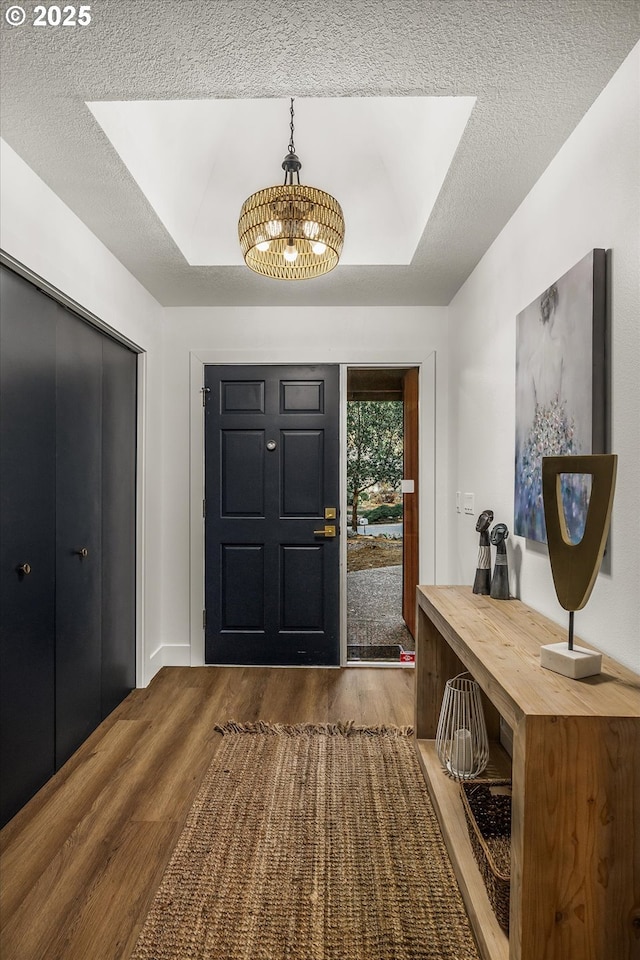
[[75, 548, 89, 558], [16, 563, 32, 575]]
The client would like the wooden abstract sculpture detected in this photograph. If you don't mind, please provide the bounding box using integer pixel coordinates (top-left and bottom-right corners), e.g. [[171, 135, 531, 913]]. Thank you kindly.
[[489, 522, 510, 600], [472, 509, 494, 595], [540, 453, 617, 678]]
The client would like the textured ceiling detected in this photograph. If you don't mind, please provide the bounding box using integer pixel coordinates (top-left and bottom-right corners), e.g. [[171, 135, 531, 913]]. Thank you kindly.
[[1, 0, 638, 308]]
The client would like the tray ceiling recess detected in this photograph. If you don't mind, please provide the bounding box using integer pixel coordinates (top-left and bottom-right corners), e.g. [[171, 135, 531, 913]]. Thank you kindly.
[[86, 97, 475, 268]]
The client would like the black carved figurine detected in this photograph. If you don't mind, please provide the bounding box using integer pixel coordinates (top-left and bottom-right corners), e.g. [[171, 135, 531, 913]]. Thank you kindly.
[[490, 523, 510, 600], [472, 509, 494, 595]]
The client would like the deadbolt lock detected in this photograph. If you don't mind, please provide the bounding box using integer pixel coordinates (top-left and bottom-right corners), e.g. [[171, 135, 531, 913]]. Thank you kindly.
[[313, 525, 336, 538], [324, 507, 337, 520]]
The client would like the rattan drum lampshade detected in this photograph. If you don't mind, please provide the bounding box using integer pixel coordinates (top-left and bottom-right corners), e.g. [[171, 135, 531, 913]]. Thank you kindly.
[[238, 99, 345, 281]]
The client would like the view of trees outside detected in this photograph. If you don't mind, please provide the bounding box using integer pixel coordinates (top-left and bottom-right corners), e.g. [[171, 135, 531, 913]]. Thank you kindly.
[[346, 400, 403, 533]]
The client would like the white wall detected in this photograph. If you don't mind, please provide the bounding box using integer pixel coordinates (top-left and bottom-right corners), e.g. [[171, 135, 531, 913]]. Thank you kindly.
[[447, 44, 640, 671], [161, 307, 449, 665], [0, 140, 166, 684]]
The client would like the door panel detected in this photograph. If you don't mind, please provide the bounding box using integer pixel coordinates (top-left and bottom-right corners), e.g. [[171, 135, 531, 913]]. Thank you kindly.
[[281, 546, 324, 629], [0, 268, 56, 827], [221, 545, 265, 629], [55, 306, 103, 768], [221, 431, 265, 516], [221, 379, 265, 413], [281, 431, 323, 516], [402, 367, 419, 638], [205, 364, 339, 666], [101, 336, 137, 718], [280, 379, 324, 412]]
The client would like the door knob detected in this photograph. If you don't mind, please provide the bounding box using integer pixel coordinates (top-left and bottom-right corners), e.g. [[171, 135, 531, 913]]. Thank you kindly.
[[75, 548, 89, 558], [313, 525, 336, 538], [16, 563, 31, 575]]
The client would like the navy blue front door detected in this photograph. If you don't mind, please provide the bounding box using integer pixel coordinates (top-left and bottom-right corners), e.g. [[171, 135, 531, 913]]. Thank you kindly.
[[204, 364, 340, 665]]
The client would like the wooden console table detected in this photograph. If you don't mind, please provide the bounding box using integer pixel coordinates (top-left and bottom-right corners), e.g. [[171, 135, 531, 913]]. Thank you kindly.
[[414, 585, 640, 960]]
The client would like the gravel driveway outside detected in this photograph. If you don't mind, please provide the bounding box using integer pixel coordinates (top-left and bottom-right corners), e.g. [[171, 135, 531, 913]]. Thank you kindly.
[[347, 565, 414, 655]]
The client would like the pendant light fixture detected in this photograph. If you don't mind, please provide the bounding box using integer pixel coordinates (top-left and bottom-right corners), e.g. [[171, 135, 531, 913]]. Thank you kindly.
[[238, 99, 345, 280]]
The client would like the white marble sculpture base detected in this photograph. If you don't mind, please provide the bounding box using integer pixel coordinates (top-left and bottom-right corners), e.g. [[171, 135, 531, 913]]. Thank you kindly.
[[540, 641, 602, 679]]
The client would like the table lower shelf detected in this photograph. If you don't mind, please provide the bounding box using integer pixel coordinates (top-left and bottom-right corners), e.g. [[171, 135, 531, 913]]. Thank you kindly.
[[415, 739, 511, 960]]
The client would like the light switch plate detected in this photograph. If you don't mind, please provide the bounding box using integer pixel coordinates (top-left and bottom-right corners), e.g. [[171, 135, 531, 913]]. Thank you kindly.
[[463, 492, 475, 515]]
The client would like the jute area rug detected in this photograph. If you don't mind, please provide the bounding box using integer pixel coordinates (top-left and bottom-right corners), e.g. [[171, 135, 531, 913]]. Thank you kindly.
[[131, 722, 480, 960]]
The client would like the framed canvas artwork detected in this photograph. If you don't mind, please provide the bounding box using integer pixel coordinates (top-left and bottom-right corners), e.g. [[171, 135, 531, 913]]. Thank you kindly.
[[514, 249, 607, 543]]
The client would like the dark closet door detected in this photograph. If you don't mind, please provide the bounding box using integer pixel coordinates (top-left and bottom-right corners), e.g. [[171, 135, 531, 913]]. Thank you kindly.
[[55, 306, 103, 769], [101, 337, 137, 717], [0, 269, 57, 827]]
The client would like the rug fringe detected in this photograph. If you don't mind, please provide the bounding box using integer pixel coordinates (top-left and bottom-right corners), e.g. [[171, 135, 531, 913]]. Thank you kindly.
[[214, 720, 414, 738]]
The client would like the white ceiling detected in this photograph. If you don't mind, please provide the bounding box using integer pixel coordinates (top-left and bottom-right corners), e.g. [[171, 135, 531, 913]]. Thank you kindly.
[[0, 0, 638, 307], [86, 96, 475, 266]]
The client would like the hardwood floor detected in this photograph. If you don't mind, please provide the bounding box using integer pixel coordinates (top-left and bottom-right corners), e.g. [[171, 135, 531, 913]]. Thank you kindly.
[[0, 666, 414, 960]]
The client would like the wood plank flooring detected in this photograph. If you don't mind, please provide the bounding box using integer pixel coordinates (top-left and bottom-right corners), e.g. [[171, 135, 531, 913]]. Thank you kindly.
[[0, 666, 414, 960]]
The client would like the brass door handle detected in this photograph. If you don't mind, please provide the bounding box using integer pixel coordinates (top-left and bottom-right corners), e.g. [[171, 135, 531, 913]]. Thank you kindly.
[[75, 548, 89, 558], [16, 563, 31, 575], [313, 525, 336, 538]]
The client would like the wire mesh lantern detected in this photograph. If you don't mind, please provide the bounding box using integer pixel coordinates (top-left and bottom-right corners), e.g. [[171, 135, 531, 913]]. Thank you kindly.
[[436, 672, 490, 780]]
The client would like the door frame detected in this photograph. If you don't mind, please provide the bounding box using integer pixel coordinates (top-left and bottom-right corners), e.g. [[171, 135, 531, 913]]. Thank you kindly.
[[341, 363, 423, 666], [189, 349, 436, 667]]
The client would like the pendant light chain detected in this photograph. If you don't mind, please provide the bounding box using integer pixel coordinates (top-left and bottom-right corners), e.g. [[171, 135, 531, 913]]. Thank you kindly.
[[288, 97, 295, 155], [283, 98, 300, 186]]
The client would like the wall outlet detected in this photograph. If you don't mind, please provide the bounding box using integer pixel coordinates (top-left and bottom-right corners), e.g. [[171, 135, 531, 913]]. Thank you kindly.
[[463, 492, 475, 515], [456, 491, 461, 514]]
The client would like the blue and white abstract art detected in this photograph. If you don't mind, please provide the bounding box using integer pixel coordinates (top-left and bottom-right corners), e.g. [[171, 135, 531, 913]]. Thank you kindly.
[[514, 250, 606, 544]]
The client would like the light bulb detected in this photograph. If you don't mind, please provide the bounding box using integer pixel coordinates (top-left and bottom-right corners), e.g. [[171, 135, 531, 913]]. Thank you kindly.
[[283, 241, 298, 263], [267, 220, 282, 238], [256, 240, 270, 252], [303, 220, 319, 239], [311, 241, 327, 255]]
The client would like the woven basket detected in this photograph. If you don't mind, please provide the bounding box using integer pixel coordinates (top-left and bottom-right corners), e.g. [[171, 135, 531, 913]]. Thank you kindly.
[[460, 779, 512, 932]]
